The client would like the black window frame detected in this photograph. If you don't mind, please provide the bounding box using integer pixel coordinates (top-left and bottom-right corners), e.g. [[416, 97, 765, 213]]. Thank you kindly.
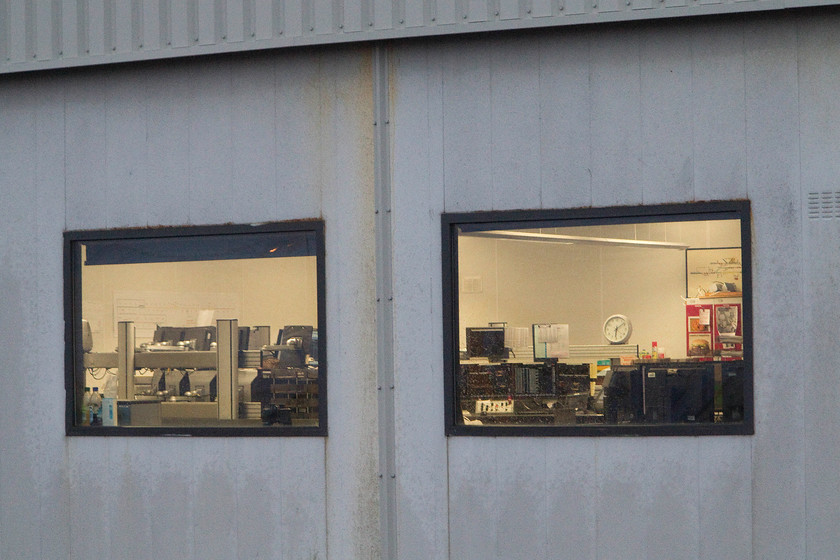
[[64, 220, 327, 437], [442, 200, 754, 437]]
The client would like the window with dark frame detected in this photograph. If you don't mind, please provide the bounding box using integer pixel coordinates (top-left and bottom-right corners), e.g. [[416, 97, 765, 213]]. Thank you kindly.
[[64, 221, 327, 436], [442, 201, 753, 436]]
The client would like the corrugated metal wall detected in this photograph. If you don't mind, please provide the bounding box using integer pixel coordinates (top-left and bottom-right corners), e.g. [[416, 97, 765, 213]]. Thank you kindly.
[[388, 13, 839, 560], [0, 46, 380, 559], [2, 8, 840, 560], [0, 0, 795, 75]]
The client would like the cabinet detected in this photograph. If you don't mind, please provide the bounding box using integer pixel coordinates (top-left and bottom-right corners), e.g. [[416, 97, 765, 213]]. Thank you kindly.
[[685, 296, 743, 359]]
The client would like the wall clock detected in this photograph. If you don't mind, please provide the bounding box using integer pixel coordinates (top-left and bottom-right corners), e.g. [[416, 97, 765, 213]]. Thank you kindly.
[[603, 314, 632, 344]]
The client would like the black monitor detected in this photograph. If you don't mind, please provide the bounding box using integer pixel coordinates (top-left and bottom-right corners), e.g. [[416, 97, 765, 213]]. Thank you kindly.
[[465, 327, 505, 361], [182, 326, 216, 351], [248, 326, 271, 350], [153, 326, 185, 346], [280, 325, 314, 354], [276, 325, 314, 367]]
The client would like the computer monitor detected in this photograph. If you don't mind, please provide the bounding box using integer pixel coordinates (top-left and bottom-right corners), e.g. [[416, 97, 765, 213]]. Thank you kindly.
[[280, 325, 314, 354], [182, 326, 216, 351], [153, 326, 185, 346], [465, 327, 505, 361], [276, 325, 314, 367], [248, 326, 271, 350]]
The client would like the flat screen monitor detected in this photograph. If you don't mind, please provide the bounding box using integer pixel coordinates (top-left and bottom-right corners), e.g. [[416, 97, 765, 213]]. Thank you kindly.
[[275, 325, 314, 367], [153, 326, 185, 346], [465, 327, 505, 360], [182, 326, 216, 351], [280, 325, 314, 355], [532, 323, 570, 361], [248, 326, 271, 350]]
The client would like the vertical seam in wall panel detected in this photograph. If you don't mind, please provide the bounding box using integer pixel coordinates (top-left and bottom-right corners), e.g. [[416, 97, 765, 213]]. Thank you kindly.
[[489, 40, 496, 210], [0, 1, 7, 62], [433, 40, 454, 559], [593, 442, 601, 560], [740, 25, 747, 200], [272, 52, 279, 218], [63, 73, 68, 228], [132, 0, 143, 51], [637, 29, 645, 204], [374, 41, 398, 560], [689, 25, 695, 202], [689, 25, 696, 202], [695, 440, 701, 560], [441, 49, 448, 211], [78, 1, 88, 59], [793, 15, 806, 558], [103, 73, 110, 227], [273, 0, 284, 39], [323, 437, 330, 560], [105, 1, 115, 53], [161, 0, 171, 47], [445, 439, 453, 560], [53, 1, 63, 59], [744, 19, 754, 557], [537, 34, 544, 209], [186, 61, 193, 224], [24, 1, 34, 60], [586, 34, 593, 206]]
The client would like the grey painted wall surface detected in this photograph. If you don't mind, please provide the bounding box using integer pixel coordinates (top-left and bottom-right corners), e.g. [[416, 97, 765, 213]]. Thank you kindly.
[[0, 47, 379, 559], [389, 12, 836, 560], [0, 9, 839, 560]]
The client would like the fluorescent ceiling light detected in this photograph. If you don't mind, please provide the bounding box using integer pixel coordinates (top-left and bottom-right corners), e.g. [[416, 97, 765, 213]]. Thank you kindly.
[[461, 230, 690, 249]]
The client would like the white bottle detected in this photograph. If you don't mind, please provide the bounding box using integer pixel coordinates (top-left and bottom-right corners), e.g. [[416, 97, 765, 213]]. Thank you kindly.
[[102, 374, 118, 426], [102, 397, 117, 426], [89, 387, 102, 426]]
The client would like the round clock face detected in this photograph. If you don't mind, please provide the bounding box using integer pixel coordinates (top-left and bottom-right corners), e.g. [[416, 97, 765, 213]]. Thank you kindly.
[[603, 314, 632, 344]]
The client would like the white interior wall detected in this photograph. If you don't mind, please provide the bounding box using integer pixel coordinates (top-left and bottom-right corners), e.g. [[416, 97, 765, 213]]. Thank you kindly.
[[82, 256, 318, 352], [458, 219, 740, 358]]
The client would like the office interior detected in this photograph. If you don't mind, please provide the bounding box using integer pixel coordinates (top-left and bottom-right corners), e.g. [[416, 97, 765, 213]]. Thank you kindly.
[[456, 218, 746, 427], [78, 249, 320, 428]]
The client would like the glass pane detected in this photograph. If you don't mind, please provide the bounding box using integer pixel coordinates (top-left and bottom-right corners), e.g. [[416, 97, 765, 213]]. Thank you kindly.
[[73, 228, 322, 431], [454, 215, 746, 429]]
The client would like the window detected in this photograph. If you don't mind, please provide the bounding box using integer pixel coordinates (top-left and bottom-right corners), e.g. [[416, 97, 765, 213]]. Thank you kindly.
[[65, 221, 326, 436], [442, 201, 753, 436]]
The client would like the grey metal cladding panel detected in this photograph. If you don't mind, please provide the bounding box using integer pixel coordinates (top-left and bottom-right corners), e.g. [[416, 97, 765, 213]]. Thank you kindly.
[[0, 0, 791, 74]]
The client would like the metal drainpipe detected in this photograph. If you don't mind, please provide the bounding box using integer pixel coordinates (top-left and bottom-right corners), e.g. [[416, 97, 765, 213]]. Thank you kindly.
[[373, 42, 398, 560]]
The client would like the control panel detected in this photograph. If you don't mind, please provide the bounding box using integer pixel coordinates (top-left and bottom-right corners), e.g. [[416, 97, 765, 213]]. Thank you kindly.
[[475, 399, 514, 414]]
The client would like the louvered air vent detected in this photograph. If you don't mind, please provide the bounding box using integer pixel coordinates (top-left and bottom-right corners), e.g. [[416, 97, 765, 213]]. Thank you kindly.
[[807, 192, 840, 219]]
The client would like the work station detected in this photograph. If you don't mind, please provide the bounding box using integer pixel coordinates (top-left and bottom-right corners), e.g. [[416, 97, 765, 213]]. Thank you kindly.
[[65, 221, 327, 435], [444, 201, 752, 435]]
